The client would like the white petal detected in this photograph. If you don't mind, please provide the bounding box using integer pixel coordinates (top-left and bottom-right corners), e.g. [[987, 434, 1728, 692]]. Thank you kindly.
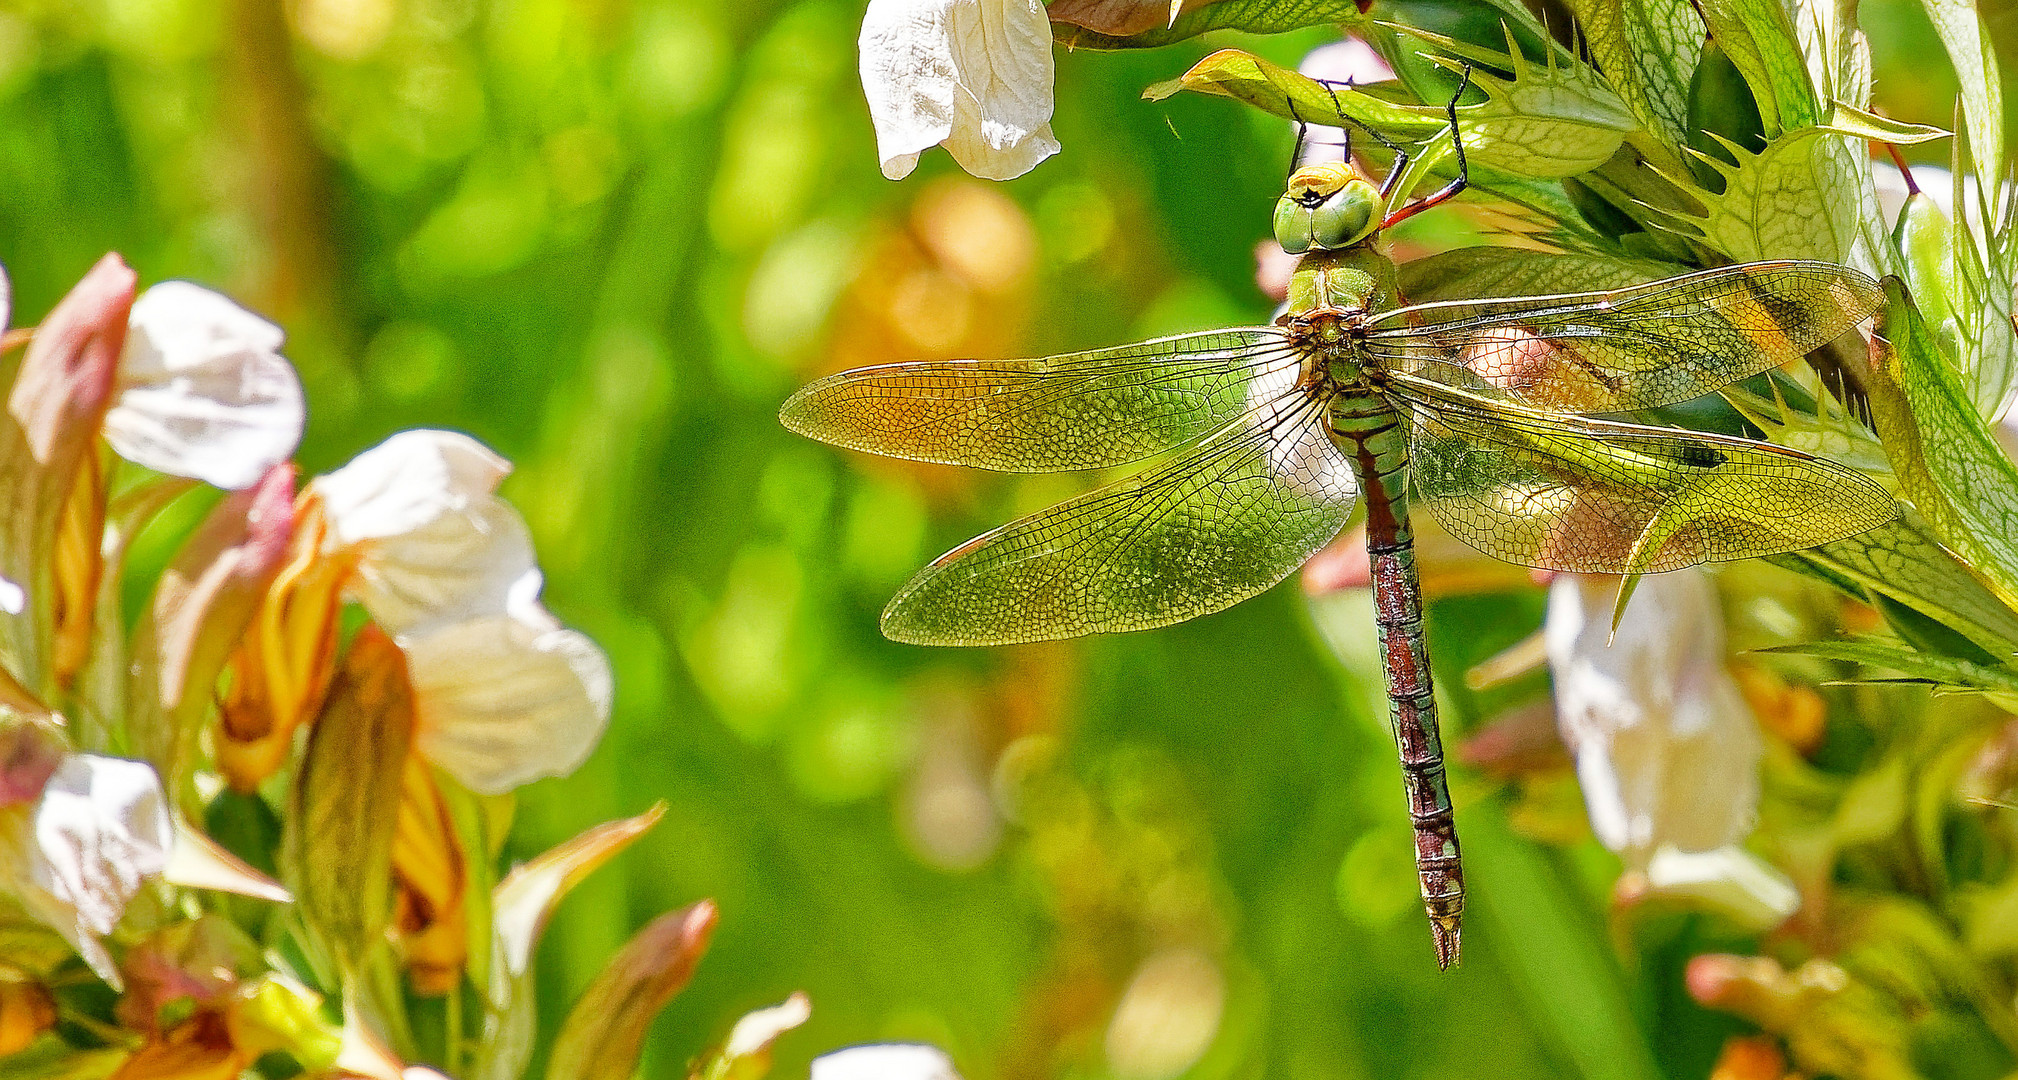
[[862, 0, 961, 178], [1643, 844, 1800, 930], [314, 430, 528, 635], [352, 495, 538, 638], [814, 1044, 964, 1080], [105, 282, 304, 490], [724, 993, 812, 1058], [1545, 571, 1761, 860], [859, 0, 1057, 181], [405, 613, 613, 795], [4, 755, 173, 987], [315, 429, 511, 546]]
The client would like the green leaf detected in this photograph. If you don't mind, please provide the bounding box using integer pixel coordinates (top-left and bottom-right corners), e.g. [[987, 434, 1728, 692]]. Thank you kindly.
[[1920, 0, 2004, 195], [0, 1038, 125, 1080], [471, 805, 666, 1080], [1650, 127, 1864, 262], [1168, 45, 1633, 180], [1562, 0, 1700, 173], [1770, 512, 2018, 659], [1947, 125, 2018, 419], [1686, 38, 1768, 187], [1692, 0, 1821, 134], [1398, 246, 1684, 301], [1822, 101, 1951, 145], [1049, 0, 1361, 49], [1856, 278, 2018, 610], [1757, 635, 2018, 701]]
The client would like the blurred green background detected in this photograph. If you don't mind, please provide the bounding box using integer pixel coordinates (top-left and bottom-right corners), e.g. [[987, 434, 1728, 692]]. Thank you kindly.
[[0, 1, 2009, 1077]]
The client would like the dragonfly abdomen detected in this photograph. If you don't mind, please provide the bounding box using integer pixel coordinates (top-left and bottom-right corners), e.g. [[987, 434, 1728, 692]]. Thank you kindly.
[[1328, 392, 1467, 969]]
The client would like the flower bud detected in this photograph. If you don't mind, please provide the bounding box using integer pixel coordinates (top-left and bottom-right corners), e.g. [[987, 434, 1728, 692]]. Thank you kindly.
[[283, 625, 414, 972], [546, 901, 717, 1080]]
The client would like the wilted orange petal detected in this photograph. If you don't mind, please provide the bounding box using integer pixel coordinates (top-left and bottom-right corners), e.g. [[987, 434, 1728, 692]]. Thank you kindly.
[[1733, 665, 1827, 755], [0, 973, 55, 1056], [51, 452, 104, 689], [216, 488, 345, 791], [392, 754, 466, 996], [1709, 1036, 1787, 1080], [108, 1015, 243, 1080]]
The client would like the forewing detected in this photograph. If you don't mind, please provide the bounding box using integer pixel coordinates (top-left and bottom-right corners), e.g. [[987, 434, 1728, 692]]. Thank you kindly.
[[1366, 261, 1882, 413], [882, 387, 1358, 645], [779, 328, 1300, 472], [1393, 372, 1895, 573]]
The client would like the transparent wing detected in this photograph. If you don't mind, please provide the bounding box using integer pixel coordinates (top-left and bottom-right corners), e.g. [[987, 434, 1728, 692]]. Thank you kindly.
[[1366, 261, 1883, 413], [1392, 370, 1895, 573], [779, 328, 1301, 472], [882, 382, 1358, 645]]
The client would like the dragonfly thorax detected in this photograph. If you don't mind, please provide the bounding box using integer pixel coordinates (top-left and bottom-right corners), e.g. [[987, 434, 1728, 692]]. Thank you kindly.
[[1285, 308, 1372, 391]]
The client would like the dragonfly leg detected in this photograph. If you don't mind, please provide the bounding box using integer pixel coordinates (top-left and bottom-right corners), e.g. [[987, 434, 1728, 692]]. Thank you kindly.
[[1287, 99, 1309, 183], [1380, 61, 1473, 231], [1309, 76, 1410, 196]]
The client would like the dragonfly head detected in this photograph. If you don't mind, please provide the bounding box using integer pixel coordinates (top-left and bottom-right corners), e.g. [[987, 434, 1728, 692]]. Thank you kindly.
[[1275, 161, 1379, 254]]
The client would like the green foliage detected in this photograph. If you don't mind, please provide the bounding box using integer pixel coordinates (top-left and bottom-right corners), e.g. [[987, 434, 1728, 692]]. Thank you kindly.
[[2, 0, 2017, 1079]]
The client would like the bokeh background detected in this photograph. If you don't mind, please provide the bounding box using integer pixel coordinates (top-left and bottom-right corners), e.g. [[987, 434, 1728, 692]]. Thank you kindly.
[[0, 1, 2010, 1077]]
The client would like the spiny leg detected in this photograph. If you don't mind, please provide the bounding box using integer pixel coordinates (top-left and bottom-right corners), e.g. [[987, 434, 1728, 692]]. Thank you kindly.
[[1380, 61, 1473, 230], [1310, 76, 1411, 198]]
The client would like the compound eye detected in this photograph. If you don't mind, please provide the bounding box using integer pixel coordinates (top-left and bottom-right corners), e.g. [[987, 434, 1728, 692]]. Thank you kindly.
[[1309, 182, 1376, 249], [1272, 194, 1315, 254]]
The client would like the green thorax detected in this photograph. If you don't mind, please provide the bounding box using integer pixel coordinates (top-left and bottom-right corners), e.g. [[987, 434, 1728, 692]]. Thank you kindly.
[[1286, 244, 1399, 319]]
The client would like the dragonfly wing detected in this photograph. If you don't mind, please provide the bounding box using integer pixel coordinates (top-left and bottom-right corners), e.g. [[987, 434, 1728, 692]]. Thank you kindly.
[[883, 387, 1358, 645], [779, 328, 1301, 472], [1393, 371, 1895, 574], [1366, 261, 1882, 413]]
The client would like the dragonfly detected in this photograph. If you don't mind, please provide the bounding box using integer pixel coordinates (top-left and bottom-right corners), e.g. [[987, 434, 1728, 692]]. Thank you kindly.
[[781, 66, 1895, 968]]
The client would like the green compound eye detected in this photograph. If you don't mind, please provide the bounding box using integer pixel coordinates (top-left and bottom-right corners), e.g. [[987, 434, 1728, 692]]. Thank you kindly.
[[1273, 165, 1381, 254], [1273, 194, 1316, 254], [1310, 181, 1377, 249]]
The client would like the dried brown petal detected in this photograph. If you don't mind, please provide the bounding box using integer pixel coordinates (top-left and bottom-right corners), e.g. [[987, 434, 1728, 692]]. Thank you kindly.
[[1047, 0, 1220, 36]]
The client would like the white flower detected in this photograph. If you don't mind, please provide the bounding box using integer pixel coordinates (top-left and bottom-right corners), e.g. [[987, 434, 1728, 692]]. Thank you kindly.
[[1546, 571, 1798, 926], [104, 282, 305, 491], [860, 0, 1060, 181], [309, 430, 612, 795], [1641, 845, 1799, 930], [814, 1044, 964, 1080], [313, 429, 533, 638], [1546, 570, 1761, 857], [0, 754, 172, 988], [404, 609, 613, 795]]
